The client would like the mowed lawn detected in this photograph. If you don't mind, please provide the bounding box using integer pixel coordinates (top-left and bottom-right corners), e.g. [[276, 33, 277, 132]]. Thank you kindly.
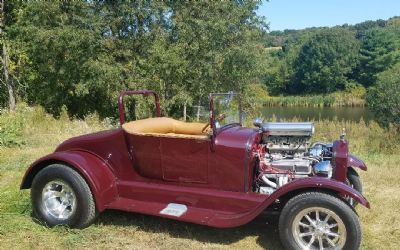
[[0, 109, 399, 249]]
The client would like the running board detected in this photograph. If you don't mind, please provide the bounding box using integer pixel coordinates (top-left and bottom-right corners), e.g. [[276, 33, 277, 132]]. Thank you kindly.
[[107, 197, 219, 225], [104, 180, 267, 227]]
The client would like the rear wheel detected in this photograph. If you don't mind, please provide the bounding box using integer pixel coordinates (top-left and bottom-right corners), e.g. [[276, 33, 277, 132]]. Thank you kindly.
[[31, 164, 97, 228], [279, 192, 361, 250]]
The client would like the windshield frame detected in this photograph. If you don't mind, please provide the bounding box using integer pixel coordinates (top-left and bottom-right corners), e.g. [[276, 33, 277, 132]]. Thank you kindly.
[[209, 92, 243, 133]]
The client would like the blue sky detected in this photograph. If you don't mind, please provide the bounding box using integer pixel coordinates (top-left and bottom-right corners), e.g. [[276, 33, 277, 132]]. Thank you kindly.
[[257, 0, 400, 31]]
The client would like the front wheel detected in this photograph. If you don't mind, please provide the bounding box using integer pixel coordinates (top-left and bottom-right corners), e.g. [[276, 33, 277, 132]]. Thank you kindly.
[[346, 167, 363, 207], [31, 164, 97, 228], [279, 192, 361, 250]]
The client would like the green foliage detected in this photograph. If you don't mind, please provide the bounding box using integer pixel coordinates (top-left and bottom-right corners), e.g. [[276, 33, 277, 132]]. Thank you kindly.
[[8, 1, 124, 117], [242, 83, 269, 114], [0, 1, 25, 108], [2, 2, 400, 121], [4, 1, 267, 118], [367, 63, 400, 128], [291, 28, 359, 93], [352, 19, 387, 39], [0, 103, 114, 149], [355, 26, 400, 86], [0, 105, 26, 146], [264, 30, 314, 95], [264, 17, 400, 103]]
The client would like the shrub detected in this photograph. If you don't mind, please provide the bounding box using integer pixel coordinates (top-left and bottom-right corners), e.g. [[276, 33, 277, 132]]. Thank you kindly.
[[367, 63, 400, 128], [0, 103, 115, 148], [0, 105, 27, 147]]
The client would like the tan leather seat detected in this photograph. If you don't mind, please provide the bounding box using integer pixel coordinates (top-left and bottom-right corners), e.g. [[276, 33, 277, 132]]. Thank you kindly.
[[122, 117, 210, 139]]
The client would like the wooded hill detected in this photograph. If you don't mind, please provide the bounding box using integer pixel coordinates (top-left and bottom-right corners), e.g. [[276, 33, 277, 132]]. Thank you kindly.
[[264, 17, 400, 95]]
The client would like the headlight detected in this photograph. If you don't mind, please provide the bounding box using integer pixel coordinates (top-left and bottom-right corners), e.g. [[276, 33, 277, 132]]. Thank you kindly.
[[313, 161, 333, 178]]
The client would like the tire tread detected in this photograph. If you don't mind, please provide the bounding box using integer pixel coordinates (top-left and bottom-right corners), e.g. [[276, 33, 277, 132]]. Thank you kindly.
[[279, 191, 361, 250], [31, 164, 97, 228]]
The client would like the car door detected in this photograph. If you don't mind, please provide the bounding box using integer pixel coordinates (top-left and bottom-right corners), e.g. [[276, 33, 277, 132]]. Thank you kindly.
[[126, 133, 163, 180], [160, 136, 210, 183]]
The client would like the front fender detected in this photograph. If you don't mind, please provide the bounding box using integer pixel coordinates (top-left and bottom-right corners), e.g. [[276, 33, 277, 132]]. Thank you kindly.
[[20, 151, 118, 212], [208, 177, 369, 228], [267, 177, 369, 208], [348, 154, 367, 171]]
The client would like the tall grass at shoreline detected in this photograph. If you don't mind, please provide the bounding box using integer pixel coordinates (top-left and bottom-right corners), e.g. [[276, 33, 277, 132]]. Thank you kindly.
[[0, 105, 399, 249], [263, 94, 365, 107], [263, 88, 366, 107]]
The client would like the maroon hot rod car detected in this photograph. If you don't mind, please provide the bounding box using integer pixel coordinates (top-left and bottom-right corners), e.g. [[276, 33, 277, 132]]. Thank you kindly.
[[21, 90, 369, 250]]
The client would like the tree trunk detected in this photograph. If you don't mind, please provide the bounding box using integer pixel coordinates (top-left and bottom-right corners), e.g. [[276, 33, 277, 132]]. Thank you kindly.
[[196, 99, 201, 121], [3, 43, 15, 110], [0, 0, 16, 110], [183, 102, 187, 121]]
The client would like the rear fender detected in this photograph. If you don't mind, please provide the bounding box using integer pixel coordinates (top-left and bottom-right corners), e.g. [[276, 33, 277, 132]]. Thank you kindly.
[[208, 177, 369, 228], [348, 154, 367, 171], [20, 151, 118, 212]]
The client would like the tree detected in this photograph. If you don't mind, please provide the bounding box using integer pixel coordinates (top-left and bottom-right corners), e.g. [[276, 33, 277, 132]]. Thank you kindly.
[[0, 0, 21, 110], [9, 1, 107, 116], [177, 0, 268, 106], [367, 63, 400, 128], [264, 30, 313, 95], [355, 26, 400, 87], [290, 28, 359, 94], [9, 1, 169, 117], [352, 19, 386, 39], [264, 18, 400, 96], [140, 1, 268, 118], [8, 1, 268, 118]]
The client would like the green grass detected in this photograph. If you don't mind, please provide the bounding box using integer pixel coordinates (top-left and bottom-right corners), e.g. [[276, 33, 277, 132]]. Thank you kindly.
[[0, 105, 399, 249]]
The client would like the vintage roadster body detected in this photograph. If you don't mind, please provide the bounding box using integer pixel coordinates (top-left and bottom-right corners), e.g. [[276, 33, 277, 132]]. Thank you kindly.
[[21, 90, 369, 250]]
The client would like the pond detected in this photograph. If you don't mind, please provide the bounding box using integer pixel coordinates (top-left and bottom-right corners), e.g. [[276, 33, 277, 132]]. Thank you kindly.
[[259, 106, 375, 123]]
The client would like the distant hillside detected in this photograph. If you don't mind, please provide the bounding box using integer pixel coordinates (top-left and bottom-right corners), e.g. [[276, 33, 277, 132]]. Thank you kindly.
[[263, 16, 400, 96]]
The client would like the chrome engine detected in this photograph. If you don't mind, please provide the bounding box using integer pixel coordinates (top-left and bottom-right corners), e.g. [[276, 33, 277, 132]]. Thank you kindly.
[[253, 121, 334, 195]]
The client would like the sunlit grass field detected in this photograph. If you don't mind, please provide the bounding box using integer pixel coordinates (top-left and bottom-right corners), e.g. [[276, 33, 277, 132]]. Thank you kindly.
[[0, 106, 399, 249]]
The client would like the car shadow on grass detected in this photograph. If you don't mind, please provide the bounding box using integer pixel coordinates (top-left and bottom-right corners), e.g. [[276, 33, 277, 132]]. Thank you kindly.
[[95, 210, 284, 249]]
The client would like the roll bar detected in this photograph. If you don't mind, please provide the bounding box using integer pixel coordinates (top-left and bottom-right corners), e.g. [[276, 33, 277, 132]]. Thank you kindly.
[[118, 90, 161, 125]]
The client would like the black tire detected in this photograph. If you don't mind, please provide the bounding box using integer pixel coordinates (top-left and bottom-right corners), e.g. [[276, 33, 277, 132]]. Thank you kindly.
[[31, 164, 97, 228], [347, 167, 363, 207], [279, 192, 361, 250]]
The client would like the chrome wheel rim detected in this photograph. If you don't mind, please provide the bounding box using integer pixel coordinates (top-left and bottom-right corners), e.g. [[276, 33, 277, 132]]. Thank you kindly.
[[41, 180, 76, 220], [292, 207, 347, 250]]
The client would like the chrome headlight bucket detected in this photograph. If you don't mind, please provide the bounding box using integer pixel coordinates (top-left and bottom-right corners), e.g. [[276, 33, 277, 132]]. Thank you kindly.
[[313, 161, 333, 178]]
